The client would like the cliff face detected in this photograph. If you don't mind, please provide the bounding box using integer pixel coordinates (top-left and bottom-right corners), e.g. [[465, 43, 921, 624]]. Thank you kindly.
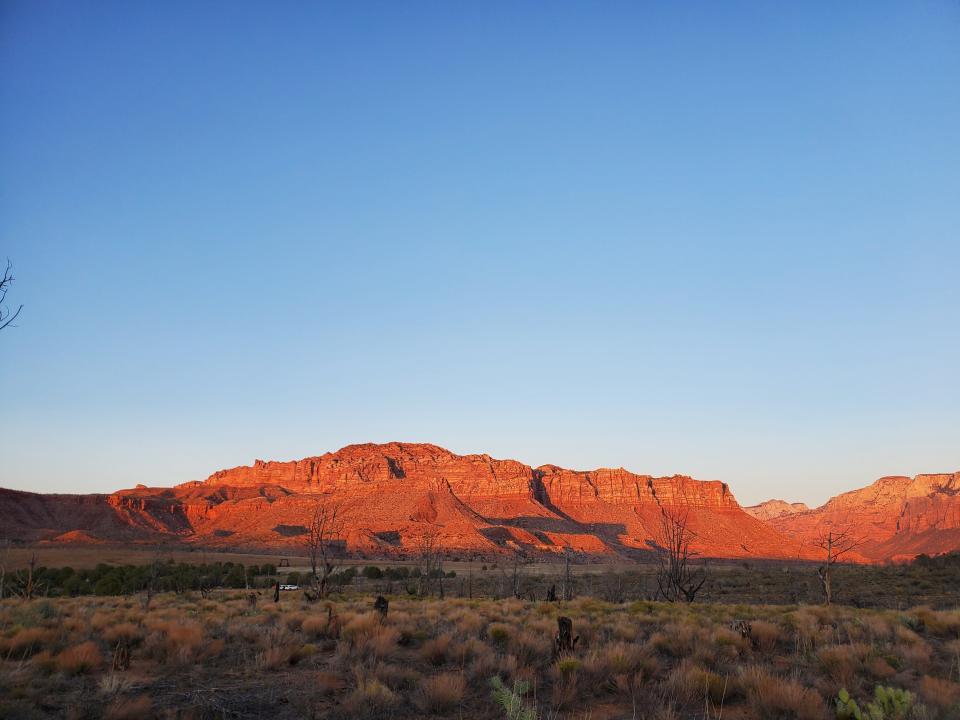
[[770, 473, 960, 561], [11, 444, 957, 563], [0, 442, 811, 559]]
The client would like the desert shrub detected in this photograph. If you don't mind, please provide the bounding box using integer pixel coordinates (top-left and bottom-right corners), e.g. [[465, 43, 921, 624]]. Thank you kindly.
[[467, 644, 498, 681], [372, 662, 422, 691], [284, 612, 306, 631], [865, 656, 897, 681], [740, 665, 825, 720], [4, 627, 54, 657], [488, 622, 512, 646], [750, 620, 783, 653], [149, 620, 204, 664], [257, 645, 293, 670], [666, 659, 726, 705], [818, 645, 862, 690], [917, 676, 960, 709], [510, 629, 552, 666], [417, 672, 465, 713], [364, 626, 400, 660], [302, 613, 333, 638], [342, 612, 380, 648], [103, 622, 142, 645], [421, 633, 452, 665], [343, 675, 399, 718], [55, 641, 102, 675], [893, 639, 932, 671]]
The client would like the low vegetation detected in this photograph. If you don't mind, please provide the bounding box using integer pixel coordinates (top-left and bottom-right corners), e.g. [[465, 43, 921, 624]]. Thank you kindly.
[[2, 589, 959, 718]]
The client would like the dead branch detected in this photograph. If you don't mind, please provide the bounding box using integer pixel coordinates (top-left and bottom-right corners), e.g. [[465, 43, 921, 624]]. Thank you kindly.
[[0, 259, 23, 332]]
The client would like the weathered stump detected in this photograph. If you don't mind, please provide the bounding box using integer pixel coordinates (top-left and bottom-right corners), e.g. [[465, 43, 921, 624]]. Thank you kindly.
[[555, 616, 579, 657], [274, 580, 280, 603], [374, 595, 389, 619]]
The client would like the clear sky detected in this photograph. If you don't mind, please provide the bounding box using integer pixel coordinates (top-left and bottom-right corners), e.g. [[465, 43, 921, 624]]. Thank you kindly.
[[1, 2, 958, 507]]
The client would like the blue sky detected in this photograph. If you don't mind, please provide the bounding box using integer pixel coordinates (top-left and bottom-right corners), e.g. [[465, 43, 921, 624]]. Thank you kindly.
[[1, 1, 958, 506]]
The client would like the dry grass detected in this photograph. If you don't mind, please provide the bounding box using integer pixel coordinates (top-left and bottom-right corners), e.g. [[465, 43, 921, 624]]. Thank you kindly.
[[417, 671, 466, 713], [1, 592, 957, 719], [54, 641, 102, 675]]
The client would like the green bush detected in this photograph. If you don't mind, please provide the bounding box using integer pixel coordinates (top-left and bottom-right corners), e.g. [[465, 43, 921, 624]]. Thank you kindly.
[[836, 686, 914, 720]]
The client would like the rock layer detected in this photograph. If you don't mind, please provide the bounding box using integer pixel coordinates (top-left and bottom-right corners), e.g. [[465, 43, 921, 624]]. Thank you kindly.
[[766, 473, 960, 562], [4, 443, 958, 563]]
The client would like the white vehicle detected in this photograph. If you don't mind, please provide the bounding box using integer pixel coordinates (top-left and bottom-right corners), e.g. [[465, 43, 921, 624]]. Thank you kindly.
[[279, 584, 299, 591]]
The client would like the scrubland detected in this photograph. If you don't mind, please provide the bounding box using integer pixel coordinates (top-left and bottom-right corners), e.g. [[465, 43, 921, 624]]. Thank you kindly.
[[2, 591, 960, 719]]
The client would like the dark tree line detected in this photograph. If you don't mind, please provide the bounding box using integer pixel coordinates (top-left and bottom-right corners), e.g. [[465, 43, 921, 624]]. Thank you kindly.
[[0, 561, 279, 598]]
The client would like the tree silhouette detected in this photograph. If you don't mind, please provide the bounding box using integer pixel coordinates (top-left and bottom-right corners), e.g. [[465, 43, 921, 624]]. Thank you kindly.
[[0, 260, 23, 332]]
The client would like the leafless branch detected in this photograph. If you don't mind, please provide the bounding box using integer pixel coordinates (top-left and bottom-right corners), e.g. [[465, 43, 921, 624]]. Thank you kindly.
[[653, 504, 707, 603], [302, 501, 346, 600], [0, 259, 23, 332], [814, 526, 866, 605]]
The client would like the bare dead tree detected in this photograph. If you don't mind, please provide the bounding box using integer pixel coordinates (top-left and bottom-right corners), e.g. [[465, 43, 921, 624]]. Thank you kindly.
[[0, 260, 23, 332], [303, 501, 346, 600], [815, 527, 865, 605], [653, 506, 707, 603], [510, 552, 523, 599], [139, 544, 164, 610], [416, 529, 443, 597], [15, 552, 40, 601]]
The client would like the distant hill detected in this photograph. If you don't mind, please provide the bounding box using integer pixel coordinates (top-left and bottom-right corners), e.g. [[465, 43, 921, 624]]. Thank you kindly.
[[765, 473, 960, 562], [743, 499, 810, 521], [3, 443, 957, 563], [0, 442, 814, 561]]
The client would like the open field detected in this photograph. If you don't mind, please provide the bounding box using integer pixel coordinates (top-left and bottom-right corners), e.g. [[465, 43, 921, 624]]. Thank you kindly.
[[2, 592, 960, 719]]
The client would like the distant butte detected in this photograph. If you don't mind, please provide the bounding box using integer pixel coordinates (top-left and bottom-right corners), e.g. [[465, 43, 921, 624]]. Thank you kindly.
[[1, 443, 958, 563]]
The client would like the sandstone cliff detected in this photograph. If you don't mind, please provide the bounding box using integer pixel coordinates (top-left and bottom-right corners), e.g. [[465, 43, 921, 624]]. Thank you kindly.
[[7, 443, 956, 562], [769, 473, 960, 561], [0, 442, 817, 560]]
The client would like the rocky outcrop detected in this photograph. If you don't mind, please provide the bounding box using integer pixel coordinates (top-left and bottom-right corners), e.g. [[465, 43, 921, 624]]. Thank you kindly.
[[744, 499, 811, 521], [769, 473, 960, 561], [12, 443, 956, 562]]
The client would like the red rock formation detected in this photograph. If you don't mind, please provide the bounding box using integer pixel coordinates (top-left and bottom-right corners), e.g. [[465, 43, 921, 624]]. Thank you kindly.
[[768, 473, 960, 561], [11, 443, 954, 562], [743, 500, 811, 521]]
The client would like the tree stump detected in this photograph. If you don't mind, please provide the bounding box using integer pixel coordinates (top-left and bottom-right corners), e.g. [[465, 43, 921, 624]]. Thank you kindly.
[[374, 595, 389, 620], [274, 580, 280, 603], [555, 616, 579, 657]]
